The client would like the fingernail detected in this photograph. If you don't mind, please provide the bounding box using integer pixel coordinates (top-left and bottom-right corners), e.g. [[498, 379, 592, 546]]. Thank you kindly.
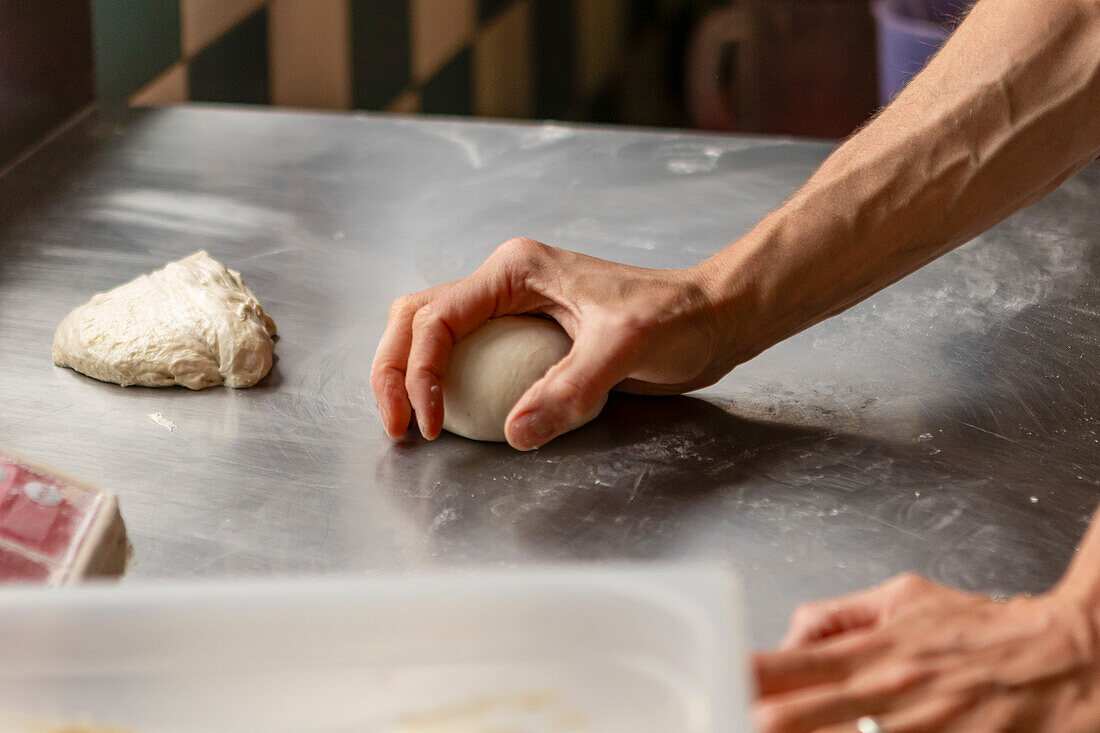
[[512, 412, 555, 450], [379, 402, 392, 433]]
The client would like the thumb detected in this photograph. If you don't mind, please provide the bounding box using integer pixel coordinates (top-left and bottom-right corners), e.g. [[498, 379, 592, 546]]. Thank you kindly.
[[505, 327, 629, 450]]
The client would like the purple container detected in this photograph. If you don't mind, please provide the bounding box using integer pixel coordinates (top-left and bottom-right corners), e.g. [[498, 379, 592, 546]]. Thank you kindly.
[[873, 0, 966, 104]]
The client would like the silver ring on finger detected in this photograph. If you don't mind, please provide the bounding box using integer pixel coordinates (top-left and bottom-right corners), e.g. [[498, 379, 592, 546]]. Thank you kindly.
[[856, 717, 885, 733]]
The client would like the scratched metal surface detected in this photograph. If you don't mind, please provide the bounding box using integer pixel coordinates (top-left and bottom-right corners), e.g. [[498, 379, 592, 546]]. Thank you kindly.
[[0, 106, 1097, 646]]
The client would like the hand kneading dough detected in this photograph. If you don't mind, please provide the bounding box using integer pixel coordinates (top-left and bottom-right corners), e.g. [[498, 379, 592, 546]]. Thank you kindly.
[[52, 251, 276, 389], [441, 316, 606, 442]]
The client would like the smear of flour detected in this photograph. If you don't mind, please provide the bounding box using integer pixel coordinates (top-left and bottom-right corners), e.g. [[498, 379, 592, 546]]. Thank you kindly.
[[147, 412, 177, 431]]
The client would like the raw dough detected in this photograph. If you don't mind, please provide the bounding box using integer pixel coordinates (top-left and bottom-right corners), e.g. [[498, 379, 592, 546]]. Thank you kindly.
[[52, 251, 276, 389], [441, 316, 606, 442]]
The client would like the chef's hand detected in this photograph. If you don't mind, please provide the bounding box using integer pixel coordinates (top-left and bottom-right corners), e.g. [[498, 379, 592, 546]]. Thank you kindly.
[[371, 237, 747, 450], [753, 573, 1100, 732]]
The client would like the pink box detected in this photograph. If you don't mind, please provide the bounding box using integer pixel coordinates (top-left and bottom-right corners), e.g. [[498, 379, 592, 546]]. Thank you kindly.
[[0, 452, 127, 586], [0, 544, 52, 582], [0, 462, 100, 564]]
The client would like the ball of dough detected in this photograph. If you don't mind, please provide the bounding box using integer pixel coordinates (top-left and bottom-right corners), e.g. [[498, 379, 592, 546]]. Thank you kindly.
[[441, 316, 606, 443]]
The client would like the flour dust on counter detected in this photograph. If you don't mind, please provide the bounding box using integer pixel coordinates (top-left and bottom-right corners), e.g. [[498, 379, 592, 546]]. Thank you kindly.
[[52, 251, 277, 390]]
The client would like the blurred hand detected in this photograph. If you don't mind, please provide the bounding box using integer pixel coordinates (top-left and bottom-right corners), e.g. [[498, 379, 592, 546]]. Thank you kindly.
[[754, 573, 1100, 732], [370, 237, 744, 450]]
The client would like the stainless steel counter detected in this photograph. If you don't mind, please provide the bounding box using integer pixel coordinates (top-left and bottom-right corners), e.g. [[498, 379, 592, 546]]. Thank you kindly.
[[0, 106, 1097, 646]]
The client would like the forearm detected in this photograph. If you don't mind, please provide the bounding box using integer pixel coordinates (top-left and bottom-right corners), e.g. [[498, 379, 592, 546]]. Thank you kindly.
[[697, 0, 1100, 365]]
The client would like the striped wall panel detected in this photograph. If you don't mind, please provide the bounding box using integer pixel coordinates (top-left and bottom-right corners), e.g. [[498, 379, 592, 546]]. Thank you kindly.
[[91, 0, 701, 126]]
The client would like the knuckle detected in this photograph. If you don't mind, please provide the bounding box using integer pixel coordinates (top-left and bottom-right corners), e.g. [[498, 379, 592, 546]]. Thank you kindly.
[[790, 602, 821, 626], [370, 363, 401, 390], [411, 301, 436, 328], [499, 236, 542, 256], [368, 364, 386, 391], [752, 701, 791, 733], [795, 600, 821, 618], [889, 572, 928, 594], [410, 304, 454, 343], [873, 660, 932, 692], [550, 373, 597, 417], [405, 364, 441, 392], [389, 294, 416, 319], [495, 237, 552, 270]]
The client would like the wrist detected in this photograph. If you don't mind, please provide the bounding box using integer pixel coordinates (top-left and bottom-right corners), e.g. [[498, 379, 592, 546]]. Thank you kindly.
[[689, 207, 825, 367], [685, 236, 769, 371], [1043, 584, 1100, 680], [1053, 571, 1100, 623]]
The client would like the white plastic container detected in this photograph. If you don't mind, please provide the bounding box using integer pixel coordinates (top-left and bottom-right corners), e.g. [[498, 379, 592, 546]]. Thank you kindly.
[[0, 565, 752, 732]]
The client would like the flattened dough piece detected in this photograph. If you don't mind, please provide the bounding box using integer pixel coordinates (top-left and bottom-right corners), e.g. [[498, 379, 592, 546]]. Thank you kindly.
[[441, 316, 607, 442], [52, 251, 277, 389]]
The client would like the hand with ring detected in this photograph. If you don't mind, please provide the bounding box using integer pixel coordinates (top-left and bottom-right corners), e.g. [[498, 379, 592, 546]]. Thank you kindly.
[[753, 572, 1100, 732]]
